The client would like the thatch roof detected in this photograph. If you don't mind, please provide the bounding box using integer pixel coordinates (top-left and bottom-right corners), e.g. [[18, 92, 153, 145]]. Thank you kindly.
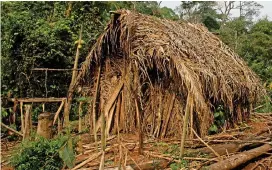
[[75, 10, 265, 136]]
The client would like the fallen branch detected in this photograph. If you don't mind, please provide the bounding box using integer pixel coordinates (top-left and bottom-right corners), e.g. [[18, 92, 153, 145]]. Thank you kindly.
[[1, 122, 23, 137], [208, 144, 272, 170], [72, 148, 111, 170], [192, 128, 221, 159]]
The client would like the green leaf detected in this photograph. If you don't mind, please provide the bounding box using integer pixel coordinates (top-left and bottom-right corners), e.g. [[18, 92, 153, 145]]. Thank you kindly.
[[209, 124, 218, 133], [59, 139, 75, 168]]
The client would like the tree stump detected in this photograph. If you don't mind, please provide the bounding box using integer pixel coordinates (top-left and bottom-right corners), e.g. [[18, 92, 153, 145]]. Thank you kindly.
[[37, 112, 53, 139]]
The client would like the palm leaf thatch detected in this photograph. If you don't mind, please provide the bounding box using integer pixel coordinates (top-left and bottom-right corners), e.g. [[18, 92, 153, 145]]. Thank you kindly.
[[75, 10, 265, 137]]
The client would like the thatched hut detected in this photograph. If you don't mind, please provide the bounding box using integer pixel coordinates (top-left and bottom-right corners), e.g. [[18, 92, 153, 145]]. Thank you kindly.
[[74, 10, 264, 138]]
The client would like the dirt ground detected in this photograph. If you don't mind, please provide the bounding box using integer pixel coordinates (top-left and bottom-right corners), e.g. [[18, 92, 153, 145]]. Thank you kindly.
[[1, 113, 271, 170]]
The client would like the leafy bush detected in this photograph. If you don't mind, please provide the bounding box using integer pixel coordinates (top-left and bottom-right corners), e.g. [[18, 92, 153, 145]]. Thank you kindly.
[[11, 135, 76, 170]]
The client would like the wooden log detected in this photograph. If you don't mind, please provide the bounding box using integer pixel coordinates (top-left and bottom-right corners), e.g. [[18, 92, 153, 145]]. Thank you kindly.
[[53, 99, 65, 125], [37, 112, 53, 139], [180, 91, 193, 157], [1, 122, 23, 137], [208, 144, 272, 170], [161, 94, 175, 138]]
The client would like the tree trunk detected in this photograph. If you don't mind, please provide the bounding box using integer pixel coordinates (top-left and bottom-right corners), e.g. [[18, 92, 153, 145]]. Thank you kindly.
[[37, 112, 53, 139]]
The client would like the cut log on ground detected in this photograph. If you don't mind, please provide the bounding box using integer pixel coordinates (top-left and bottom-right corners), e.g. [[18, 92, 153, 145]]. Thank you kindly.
[[208, 144, 272, 170]]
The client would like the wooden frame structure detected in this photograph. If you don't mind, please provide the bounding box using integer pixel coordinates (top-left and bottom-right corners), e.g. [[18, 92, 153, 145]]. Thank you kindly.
[[10, 97, 66, 139]]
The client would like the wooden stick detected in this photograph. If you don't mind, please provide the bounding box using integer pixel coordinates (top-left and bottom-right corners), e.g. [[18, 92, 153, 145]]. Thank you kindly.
[[53, 99, 65, 125], [1, 122, 23, 137], [11, 98, 66, 103], [71, 148, 110, 170], [161, 94, 175, 138], [180, 91, 193, 157], [32, 68, 81, 71], [20, 102, 24, 133], [92, 65, 101, 148], [192, 128, 221, 159]]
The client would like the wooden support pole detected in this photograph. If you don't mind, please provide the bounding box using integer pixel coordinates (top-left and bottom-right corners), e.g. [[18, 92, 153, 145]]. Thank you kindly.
[[63, 25, 83, 127], [23, 104, 32, 139], [20, 102, 24, 133], [180, 91, 193, 157]]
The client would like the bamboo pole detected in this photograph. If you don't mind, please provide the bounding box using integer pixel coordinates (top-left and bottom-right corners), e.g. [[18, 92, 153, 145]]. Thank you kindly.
[[63, 25, 83, 127], [180, 91, 193, 157], [1, 122, 23, 137]]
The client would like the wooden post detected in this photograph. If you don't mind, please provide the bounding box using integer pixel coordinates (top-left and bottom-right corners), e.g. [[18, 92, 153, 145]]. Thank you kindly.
[[23, 104, 32, 139], [180, 91, 193, 157], [37, 112, 53, 139], [20, 102, 24, 133], [78, 101, 83, 153], [63, 25, 83, 127]]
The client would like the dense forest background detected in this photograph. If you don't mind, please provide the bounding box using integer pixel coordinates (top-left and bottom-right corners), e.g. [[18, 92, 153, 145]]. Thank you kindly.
[[1, 1, 271, 106]]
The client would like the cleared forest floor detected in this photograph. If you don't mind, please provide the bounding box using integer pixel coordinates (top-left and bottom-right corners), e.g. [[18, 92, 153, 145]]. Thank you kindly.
[[1, 113, 271, 170]]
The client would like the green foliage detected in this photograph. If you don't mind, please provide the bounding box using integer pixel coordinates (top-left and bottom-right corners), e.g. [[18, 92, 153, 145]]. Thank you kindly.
[[209, 105, 225, 134], [1, 107, 9, 118], [170, 160, 188, 170], [59, 138, 75, 168], [11, 135, 76, 170]]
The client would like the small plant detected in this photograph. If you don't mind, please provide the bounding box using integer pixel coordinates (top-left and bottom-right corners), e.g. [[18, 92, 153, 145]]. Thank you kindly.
[[11, 135, 76, 170], [209, 105, 226, 134], [170, 159, 188, 170]]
